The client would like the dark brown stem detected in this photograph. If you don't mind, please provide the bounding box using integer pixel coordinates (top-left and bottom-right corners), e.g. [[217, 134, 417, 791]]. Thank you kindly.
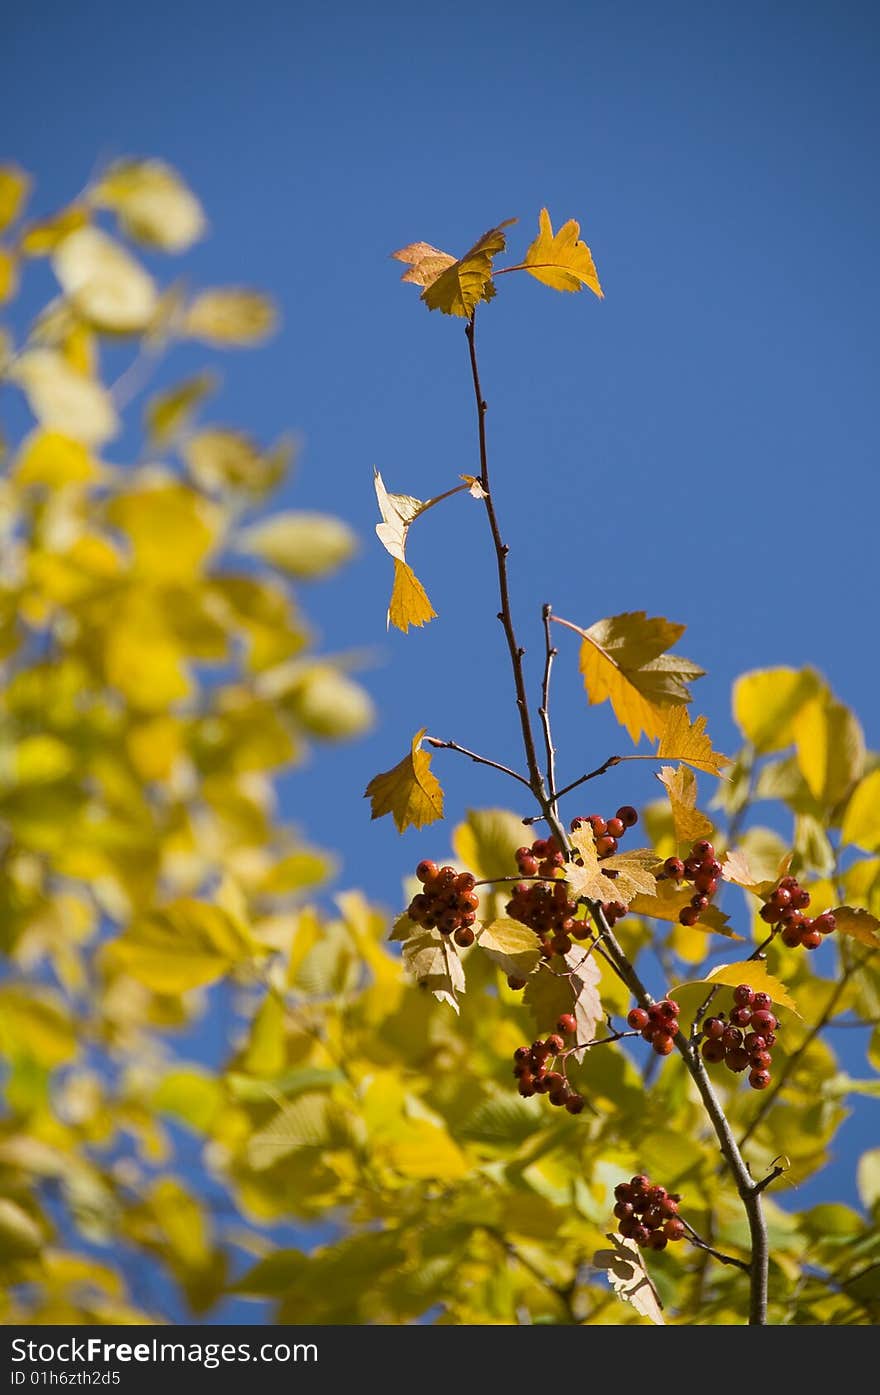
[[424, 736, 532, 789], [539, 603, 559, 809], [681, 1218, 750, 1272]]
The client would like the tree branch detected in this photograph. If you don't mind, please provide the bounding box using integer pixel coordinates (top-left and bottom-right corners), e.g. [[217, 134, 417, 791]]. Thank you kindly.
[[539, 603, 559, 810], [424, 735, 532, 789]]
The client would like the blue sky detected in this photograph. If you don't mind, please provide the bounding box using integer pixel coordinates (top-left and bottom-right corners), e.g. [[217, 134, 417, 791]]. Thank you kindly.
[[4, 0, 879, 1297]]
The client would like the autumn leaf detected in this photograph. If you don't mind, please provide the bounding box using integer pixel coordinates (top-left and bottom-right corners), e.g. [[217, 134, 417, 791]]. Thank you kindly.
[[477, 919, 542, 980], [94, 158, 206, 251], [387, 559, 436, 633], [184, 289, 277, 345], [566, 826, 658, 906], [722, 848, 792, 901], [52, 227, 158, 333], [573, 611, 704, 744], [374, 467, 447, 632], [394, 220, 516, 318], [693, 961, 801, 1017], [364, 729, 444, 833], [832, 906, 880, 950], [656, 707, 730, 776], [523, 207, 603, 297], [0, 165, 31, 233], [629, 881, 738, 939], [656, 764, 713, 844], [401, 927, 465, 1012], [524, 948, 603, 1061], [592, 1234, 664, 1325]]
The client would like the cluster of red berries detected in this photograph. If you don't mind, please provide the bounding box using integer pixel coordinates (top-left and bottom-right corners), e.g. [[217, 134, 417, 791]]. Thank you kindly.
[[408, 861, 480, 948], [512, 1014, 584, 1113], [759, 876, 836, 950], [570, 806, 639, 927], [700, 985, 779, 1089], [661, 838, 722, 928], [613, 1176, 686, 1250], [626, 999, 680, 1056], [505, 876, 582, 961]]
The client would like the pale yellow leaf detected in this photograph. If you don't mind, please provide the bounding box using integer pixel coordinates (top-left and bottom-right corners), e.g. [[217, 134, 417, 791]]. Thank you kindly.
[[364, 728, 444, 833], [53, 227, 158, 332], [401, 927, 465, 1012], [629, 880, 737, 938], [732, 667, 822, 752], [388, 558, 436, 633], [567, 826, 658, 905], [832, 906, 880, 950], [238, 511, 356, 578], [842, 770, 880, 853], [575, 611, 702, 744], [523, 207, 603, 297], [523, 948, 603, 1060], [703, 961, 800, 1016], [184, 428, 290, 497], [184, 288, 276, 345], [656, 764, 713, 844], [793, 695, 864, 807], [373, 467, 424, 563], [391, 241, 456, 288], [10, 349, 119, 445], [593, 1234, 664, 1324], [20, 204, 89, 256], [145, 373, 217, 446], [419, 220, 516, 317], [0, 165, 30, 233], [477, 918, 542, 979], [656, 707, 729, 775], [95, 158, 206, 251]]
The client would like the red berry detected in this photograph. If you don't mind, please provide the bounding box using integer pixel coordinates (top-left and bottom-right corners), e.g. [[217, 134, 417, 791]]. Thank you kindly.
[[679, 906, 700, 927], [733, 984, 755, 1007], [725, 1047, 751, 1073], [694, 872, 719, 896], [691, 894, 710, 911], [813, 912, 837, 935], [771, 886, 792, 909], [617, 806, 639, 828], [606, 817, 626, 839], [513, 1046, 530, 1064], [627, 1008, 650, 1031], [664, 856, 685, 880], [614, 1182, 634, 1203], [416, 860, 438, 883], [721, 1026, 743, 1051], [618, 1217, 638, 1239], [750, 1050, 772, 1070], [658, 1197, 679, 1219], [751, 992, 772, 1012], [630, 1174, 650, 1192], [546, 1033, 566, 1055], [595, 835, 618, 857], [749, 1068, 771, 1090], [613, 1201, 634, 1221], [517, 854, 540, 877], [751, 1009, 777, 1034], [565, 1094, 585, 1115], [586, 816, 606, 836], [760, 903, 780, 924], [791, 888, 811, 910], [664, 1218, 686, 1242], [801, 929, 823, 950], [556, 1014, 577, 1036], [702, 1039, 725, 1064], [658, 999, 680, 1021], [647, 1230, 668, 1250], [518, 1079, 536, 1097], [781, 925, 803, 947], [743, 1033, 767, 1055], [652, 1033, 675, 1056], [507, 976, 527, 991], [703, 1017, 725, 1040], [646, 1184, 667, 1205], [691, 840, 715, 861], [730, 1006, 753, 1028]]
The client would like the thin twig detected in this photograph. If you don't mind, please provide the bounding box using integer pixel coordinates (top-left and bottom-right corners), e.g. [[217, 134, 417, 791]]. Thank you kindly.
[[681, 1218, 750, 1272], [539, 603, 559, 810], [424, 736, 532, 789]]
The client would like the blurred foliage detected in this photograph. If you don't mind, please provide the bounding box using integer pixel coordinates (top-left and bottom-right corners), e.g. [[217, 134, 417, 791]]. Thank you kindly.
[[0, 165, 877, 1326]]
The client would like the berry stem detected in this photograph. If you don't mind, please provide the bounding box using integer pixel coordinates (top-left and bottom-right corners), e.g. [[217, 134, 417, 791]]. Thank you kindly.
[[681, 1218, 750, 1273], [539, 602, 559, 810], [424, 736, 533, 790]]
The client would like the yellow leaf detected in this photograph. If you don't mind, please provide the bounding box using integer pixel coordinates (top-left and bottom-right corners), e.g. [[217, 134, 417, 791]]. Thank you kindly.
[[567, 826, 658, 905], [0, 166, 30, 233], [523, 207, 603, 297], [656, 764, 713, 844], [452, 807, 528, 881], [184, 428, 290, 497], [592, 1234, 664, 1325], [388, 558, 436, 633], [477, 919, 542, 979], [94, 158, 206, 251], [656, 707, 729, 775], [0, 987, 77, 1067], [575, 611, 703, 744], [10, 349, 118, 445], [103, 594, 191, 712], [793, 695, 864, 807], [0, 247, 18, 304], [840, 770, 880, 855], [238, 511, 356, 578], [523, 947, 603, 1056], [52, 227, 158, 333], [364, 728, 444, 833], [391, 241, 456, 288], [629, 880, 737, 938], [20, 204, 90, 256], [832, 906, 880, 950], [410, 220, 516, 317], [702, 961, 801, 1016], [401, 927, 465, 1012], [107, 484, 219, 583], [732, 666, 822, 752], [126, 716, 183, 782], [145, 373, 217, 447], [185, 288, 277, 345], [13, 430, 100, 487], [110, 899, 259, 993], [373, 467, 424, 563], [383, 1120, 469, 1180]]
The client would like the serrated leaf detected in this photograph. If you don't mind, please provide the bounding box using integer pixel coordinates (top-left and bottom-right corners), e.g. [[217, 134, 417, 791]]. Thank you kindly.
[[574, 611, 703, 744], [524, 949, 602, 1061], [732, 667, 822, 753], [477, 918, 542, 978], [401, 927, 465, 1012], [656, 707, 729, 776], [52, 227, 158, 332], [592, 1234, 664, 1325], [523, 207, 603, 297], [95, 158, 206, 251], [841, 770, 880, 852], [0, 165, 30, 233], [388, 558, 436, 633], [566, 827, 657, 905], [722, 846, 792, 899], [701, 961, 801, 1016], [416, 220, 516, 317], [629, 880, 738, 939], [656, 764, 713, 844], [365, 728, 444, 833], [832, 906, 880, 950], [238, 511, 356, 578], [247, 1093, 332, 1170], [391, 241, 456, 288], [184, 288, 276, 345]]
